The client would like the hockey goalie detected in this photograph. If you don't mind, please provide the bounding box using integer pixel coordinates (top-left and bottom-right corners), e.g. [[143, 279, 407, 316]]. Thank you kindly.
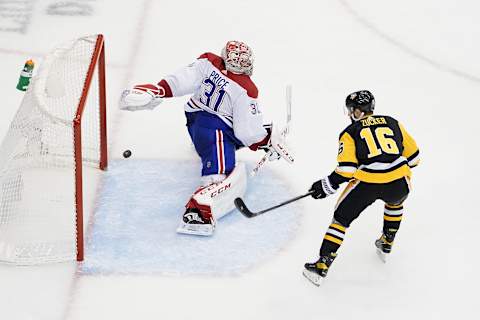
[[119, 41, 293, 236]]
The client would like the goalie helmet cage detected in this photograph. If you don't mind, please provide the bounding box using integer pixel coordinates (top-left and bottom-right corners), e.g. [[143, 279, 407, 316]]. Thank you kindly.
[[0, 34, 107, 264]]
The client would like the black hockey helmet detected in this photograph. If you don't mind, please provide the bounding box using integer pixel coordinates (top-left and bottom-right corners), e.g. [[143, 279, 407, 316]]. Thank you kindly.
[[345, 90, 375, 114]]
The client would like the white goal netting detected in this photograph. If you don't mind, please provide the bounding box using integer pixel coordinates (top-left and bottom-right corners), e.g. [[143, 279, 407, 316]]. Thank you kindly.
[[0, 34, 106, 265]]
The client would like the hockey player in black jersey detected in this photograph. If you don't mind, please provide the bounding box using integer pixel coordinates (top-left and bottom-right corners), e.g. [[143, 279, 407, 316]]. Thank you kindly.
[[303, 90, 420, 286]]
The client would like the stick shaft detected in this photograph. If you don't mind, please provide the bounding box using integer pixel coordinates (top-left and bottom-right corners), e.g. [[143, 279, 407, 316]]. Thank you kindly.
[[256, 191, 312, 214], [236, 191, 313, 218]]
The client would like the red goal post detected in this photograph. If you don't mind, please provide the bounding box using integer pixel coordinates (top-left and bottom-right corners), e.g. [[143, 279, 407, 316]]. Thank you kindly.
[[0, 34, 107, 264], [74, 34, 107, 261]]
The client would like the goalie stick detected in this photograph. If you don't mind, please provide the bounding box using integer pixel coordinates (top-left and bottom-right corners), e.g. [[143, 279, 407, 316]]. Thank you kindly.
[[234, 191, 313, 218], [250, 85, 292, 177]]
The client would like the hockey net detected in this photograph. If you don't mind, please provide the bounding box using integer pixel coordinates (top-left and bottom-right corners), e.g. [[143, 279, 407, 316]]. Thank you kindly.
[[0, 34, 107, 264]]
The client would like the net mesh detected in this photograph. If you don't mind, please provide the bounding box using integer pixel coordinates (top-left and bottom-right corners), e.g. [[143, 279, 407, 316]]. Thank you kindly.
[[0, 35, 104, 264]]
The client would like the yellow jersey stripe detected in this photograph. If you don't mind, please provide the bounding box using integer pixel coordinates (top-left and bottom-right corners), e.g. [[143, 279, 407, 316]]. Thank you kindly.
[[353, 164, 411, 184]]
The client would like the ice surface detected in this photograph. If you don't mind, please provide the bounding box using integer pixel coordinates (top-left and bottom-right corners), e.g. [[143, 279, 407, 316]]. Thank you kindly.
[[81, 159, 301, 275], [1, 0, 479, 319]]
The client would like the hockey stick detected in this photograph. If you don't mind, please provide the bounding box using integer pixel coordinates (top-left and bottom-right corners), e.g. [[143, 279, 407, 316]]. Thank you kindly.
[[234, 190, 313, 218], [284, 83, 292, 134], [250, 85, 292, 177]]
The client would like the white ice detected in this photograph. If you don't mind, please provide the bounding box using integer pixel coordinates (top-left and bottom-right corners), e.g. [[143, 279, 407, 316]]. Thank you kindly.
[[82, 159, 301, 276], [0, 0, 479, 319]]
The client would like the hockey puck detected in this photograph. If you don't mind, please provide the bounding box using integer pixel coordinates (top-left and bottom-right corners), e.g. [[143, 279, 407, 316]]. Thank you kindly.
[[123, 150, 132, 158]]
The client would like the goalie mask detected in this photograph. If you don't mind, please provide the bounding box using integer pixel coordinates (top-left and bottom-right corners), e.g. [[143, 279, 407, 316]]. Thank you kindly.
[[221, 40, 254, 76]]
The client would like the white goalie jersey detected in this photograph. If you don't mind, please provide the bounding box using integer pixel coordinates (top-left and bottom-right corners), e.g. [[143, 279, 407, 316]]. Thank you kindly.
[[163, 52, 267, 147]]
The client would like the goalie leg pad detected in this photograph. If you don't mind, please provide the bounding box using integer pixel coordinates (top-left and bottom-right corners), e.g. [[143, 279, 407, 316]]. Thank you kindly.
[[193, 162, 247, 220], [176, 163, 247, 236]]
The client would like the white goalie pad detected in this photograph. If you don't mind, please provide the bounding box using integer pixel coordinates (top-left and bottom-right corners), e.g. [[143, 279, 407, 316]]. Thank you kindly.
[[194, 162, 247, 220], [119, 88, 163, 111], [176, 163, 247, 236]]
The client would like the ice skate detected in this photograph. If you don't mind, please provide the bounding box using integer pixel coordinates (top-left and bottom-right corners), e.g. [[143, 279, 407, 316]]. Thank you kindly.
[[176, 208, 216, 236], [302, 253, 336, 286], [375, 231, 395, 263]]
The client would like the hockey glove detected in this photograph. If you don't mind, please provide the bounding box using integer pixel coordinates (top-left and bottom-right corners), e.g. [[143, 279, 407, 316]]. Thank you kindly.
[[119, 83, 165, 111], [309, 177, 338, 199]]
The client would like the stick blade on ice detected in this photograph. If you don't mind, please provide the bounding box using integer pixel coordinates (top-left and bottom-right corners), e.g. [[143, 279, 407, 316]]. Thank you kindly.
[[234, 197, 254, 218]]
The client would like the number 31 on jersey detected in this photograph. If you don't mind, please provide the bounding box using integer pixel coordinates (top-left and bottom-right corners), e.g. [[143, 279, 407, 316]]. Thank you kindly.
[[200, 76, 227, 112]]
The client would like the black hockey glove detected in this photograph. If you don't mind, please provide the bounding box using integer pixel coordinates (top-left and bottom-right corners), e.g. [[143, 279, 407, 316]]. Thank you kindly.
[[309, 177, 339, 199]]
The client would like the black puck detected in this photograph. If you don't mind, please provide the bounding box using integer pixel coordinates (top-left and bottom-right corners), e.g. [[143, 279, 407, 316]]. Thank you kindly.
[[123, 149, 132, 158]]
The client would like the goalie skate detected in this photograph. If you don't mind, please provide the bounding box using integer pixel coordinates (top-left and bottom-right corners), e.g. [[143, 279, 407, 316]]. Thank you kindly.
[[176, 222, 215, 236], [176, 208, 216, 237]]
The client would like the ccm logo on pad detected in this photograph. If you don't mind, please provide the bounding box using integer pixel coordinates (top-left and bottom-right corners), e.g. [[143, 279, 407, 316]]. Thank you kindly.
[[210, 183, 232, 198]]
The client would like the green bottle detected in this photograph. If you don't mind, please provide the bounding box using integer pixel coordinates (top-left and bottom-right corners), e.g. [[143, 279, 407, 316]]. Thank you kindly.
[[16, 59, 35, 91]]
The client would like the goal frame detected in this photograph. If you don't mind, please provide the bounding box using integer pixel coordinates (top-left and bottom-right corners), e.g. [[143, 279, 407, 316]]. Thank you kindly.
[[73, 34, 107, 261]]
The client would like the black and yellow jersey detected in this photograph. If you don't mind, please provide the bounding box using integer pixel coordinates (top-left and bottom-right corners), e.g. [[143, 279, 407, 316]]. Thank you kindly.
[[331, 115, 419, 184]]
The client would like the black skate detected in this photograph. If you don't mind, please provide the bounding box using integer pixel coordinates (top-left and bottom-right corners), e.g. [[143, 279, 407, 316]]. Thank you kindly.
[[302, 253, 337, 286], [176, 208, 216, 236], [375, 230, 396, 263]]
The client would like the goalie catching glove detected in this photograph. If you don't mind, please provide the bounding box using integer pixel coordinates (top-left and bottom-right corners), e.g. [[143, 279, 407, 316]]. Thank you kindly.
[[119, 83, 166, 111], [309, 177, 339, 199]]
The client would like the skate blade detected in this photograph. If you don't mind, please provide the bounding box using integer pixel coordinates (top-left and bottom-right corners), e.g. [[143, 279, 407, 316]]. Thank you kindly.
[[376, 248, 387, 263], [176, 223, 214, 236], [302, 269, 324, 287]]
